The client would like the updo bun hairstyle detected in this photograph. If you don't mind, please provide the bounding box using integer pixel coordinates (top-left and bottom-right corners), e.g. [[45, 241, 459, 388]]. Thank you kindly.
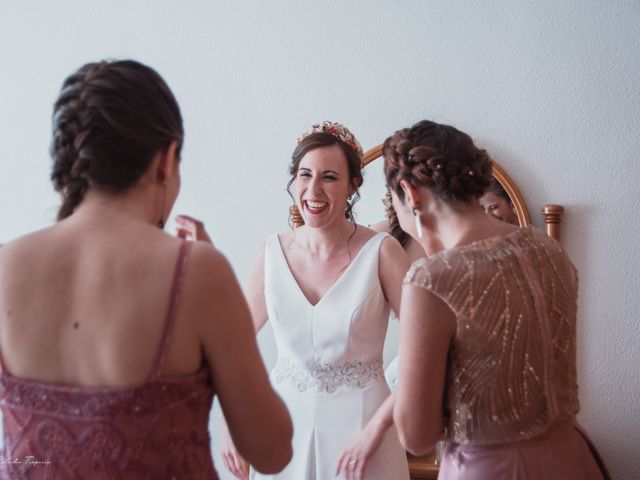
[[383, 120, 492, 205]]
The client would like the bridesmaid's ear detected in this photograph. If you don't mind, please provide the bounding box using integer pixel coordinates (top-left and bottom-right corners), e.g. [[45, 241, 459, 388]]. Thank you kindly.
[[154, 140, 181, 185], [399, 180, 421, 209]]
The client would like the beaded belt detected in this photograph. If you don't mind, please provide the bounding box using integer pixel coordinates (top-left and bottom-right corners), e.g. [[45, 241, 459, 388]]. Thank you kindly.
[[272, 356, 384, 393]]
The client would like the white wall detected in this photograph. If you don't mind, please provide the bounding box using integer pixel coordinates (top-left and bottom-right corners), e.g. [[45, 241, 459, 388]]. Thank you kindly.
[[1, 1, 638, 478]]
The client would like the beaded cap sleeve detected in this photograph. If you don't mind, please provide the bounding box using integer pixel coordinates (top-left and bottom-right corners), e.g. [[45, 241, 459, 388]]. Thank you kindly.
[[404, 226, 579, 446]]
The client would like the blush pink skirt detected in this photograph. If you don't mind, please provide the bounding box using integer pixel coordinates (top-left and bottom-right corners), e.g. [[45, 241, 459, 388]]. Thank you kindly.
[[438, 422, 610, 480]]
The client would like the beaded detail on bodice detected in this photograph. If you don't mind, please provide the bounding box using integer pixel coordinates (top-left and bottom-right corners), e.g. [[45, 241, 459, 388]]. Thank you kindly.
[[0, 370, 214, 479], [272, 356, 384, 394], [404, 226, 579, 446]]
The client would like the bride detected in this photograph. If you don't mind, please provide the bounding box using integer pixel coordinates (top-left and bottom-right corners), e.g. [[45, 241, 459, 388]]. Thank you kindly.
[[180, 122, 410, 480]]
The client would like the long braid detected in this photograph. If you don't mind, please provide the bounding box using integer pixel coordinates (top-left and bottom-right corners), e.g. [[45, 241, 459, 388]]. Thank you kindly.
[[50, 65, 101, 220], [48, 60, 184, 221]]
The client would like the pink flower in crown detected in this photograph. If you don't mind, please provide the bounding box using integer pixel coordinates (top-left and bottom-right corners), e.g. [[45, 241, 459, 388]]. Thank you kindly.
[[297, 121, 364, 161]]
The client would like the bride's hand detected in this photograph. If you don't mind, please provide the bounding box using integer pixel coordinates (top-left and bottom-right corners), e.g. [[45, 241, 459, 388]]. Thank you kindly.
[[220, 417, 250, 479], [336, 421, 386, 480], [175, 214, 213, 244]]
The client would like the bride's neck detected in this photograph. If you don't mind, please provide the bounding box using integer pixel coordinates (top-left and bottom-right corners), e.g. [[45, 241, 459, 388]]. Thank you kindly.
[[301, 221, 357, 257]]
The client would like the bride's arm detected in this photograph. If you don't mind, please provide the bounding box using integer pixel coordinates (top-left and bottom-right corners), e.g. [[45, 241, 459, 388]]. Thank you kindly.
[[243, 245, 269, 333], [378, 236, 411, 317], [336, 237, 410, 478]]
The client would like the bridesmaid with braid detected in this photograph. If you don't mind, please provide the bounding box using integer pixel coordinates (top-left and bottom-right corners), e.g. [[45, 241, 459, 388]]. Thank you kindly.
[[0, 60, 292, 479], [386, 120, 610, 479]]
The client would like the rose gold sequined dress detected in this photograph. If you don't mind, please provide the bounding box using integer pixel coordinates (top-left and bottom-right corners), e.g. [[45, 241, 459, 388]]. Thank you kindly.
[[404, 226, 609, 480], [0, 241, 218, 479]]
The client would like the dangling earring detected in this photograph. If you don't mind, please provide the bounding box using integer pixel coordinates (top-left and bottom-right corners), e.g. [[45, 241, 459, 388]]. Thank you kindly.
[[413, 207, 423, 239], [289, 204, 304, 229], [157, 184, 167, 229]]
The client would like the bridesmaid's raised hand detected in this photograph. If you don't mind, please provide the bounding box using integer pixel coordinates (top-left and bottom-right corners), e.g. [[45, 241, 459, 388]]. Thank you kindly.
[[175, 214, 213, 244]]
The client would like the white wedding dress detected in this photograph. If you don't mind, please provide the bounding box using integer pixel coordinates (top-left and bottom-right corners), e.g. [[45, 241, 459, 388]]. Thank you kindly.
[[253, 232, 409, 480]]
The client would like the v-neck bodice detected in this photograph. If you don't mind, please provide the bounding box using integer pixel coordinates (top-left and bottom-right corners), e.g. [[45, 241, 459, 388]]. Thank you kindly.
[[264, 232, 390, 367], [274, 232, 386, 308]]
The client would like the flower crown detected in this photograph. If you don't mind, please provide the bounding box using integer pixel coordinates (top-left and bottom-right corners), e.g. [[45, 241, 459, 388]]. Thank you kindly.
[[297, 121, 364, 160]]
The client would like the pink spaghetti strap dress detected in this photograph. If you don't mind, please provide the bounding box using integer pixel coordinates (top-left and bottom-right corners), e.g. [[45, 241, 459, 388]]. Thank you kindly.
[[0, 241, 218, 479]]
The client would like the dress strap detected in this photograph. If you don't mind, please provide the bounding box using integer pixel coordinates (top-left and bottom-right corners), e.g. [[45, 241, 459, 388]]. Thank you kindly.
[[0, 243, 7, 375], [0, 341, 7, 375], [149, 240, 193, 379]]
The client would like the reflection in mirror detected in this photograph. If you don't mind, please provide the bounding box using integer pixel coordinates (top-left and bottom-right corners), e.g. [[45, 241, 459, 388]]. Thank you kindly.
[[479, 178, 519, 225], [489, 161, 532, 227]]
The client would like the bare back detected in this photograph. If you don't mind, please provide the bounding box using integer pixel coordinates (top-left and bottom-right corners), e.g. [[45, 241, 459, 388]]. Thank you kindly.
[[0, 215, 201, 387]]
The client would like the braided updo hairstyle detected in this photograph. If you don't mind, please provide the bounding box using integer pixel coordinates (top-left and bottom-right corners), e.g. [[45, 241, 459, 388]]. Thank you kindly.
[[383, 120, 492, 205], [50, 60, 184, 220]]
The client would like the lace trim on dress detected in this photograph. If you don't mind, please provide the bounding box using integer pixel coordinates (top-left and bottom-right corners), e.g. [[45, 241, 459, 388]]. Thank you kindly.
[[272, 357, 384, 393]]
